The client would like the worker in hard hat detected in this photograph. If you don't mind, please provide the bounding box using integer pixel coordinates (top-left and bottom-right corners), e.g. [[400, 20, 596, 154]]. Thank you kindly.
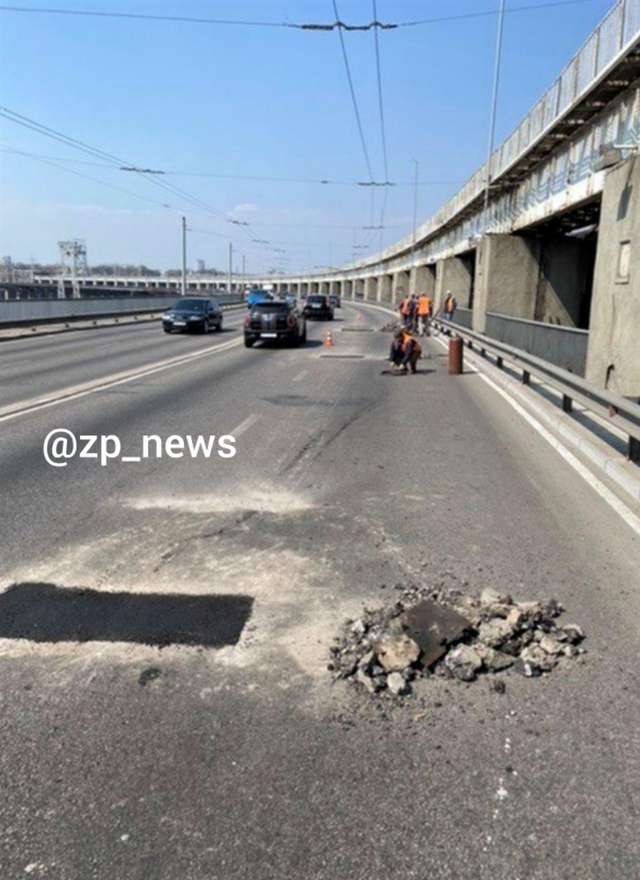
[[416, 292, 432, 337], [389, 328, 422, 374]]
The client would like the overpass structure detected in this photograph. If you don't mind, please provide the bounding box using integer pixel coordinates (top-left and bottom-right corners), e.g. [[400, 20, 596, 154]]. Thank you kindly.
[[24, 1, 640, 393]]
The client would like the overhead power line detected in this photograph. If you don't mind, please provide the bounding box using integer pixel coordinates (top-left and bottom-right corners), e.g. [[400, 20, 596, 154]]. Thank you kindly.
[[0, 145, 452, 186], [332, 0, 375, 183], [1, 145, 173, 210], [398, 0, 597, 27], [0, 1, 598, 30], [0, 105, 250, 234]]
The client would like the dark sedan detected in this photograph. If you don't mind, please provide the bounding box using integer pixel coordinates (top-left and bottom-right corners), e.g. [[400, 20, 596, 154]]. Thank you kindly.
[[303, 294, 334, 320], [244, 300, 306, 347], [162, 298, 223, 334]]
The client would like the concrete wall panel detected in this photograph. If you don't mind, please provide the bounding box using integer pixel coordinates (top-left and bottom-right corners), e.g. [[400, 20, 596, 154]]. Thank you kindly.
[[586, 156, 640, 395]]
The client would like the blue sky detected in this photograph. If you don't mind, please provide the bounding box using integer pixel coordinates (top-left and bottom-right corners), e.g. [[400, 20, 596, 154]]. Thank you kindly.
[[0, 0, 614, 272]]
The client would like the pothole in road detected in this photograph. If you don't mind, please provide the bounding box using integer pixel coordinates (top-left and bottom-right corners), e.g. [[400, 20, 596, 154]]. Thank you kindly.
[[0, 582, 253, 648]]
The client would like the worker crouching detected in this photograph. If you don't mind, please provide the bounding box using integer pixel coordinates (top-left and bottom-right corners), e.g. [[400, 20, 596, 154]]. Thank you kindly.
[[389, 329, 421, 374]]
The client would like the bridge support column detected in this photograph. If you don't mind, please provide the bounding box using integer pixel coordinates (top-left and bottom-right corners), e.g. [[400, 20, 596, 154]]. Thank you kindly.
[[354, 278, 365, 300], [364, 277, 377, 302], [435, 254, 474, 314], [342, 280, 352, 299], [378, 274, 393, 304], [320, 281, 330, 295], [473, 234, 540, 332], [410, 264, 436, 297], [586, 155, 640, 395], [310, 281, 319, 294], [392, 270, 410, 306]]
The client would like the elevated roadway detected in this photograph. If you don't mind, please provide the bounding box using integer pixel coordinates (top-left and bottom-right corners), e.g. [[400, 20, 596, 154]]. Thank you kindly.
[[1, 303, 639, 878]]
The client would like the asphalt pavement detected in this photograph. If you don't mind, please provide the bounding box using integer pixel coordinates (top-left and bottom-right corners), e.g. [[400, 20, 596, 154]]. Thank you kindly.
[[1, 303, 639, 879]]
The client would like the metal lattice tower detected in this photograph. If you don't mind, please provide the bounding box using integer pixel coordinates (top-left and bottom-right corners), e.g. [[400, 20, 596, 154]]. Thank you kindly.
[[58, 239, 88, 276]]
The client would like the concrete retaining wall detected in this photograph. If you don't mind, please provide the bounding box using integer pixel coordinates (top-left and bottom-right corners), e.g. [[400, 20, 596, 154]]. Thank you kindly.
[[485, 312, 588, 375], [0, 294, 243, 326]]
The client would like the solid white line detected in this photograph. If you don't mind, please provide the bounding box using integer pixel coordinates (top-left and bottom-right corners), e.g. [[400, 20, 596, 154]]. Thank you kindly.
[[0, 337, 242, 424], [292, 370, 308, 383], [432, 335, 640, 538], [121, 456, 141, 463], [230, 413, 260, 437]]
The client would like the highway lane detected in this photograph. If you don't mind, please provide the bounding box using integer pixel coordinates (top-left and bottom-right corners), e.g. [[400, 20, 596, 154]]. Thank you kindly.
[[0, 306, 246, 411], [1, 303, 640, 879]]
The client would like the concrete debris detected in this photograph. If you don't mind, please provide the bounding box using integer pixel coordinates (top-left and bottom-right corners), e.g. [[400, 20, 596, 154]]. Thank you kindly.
[[376, 630, 421, 672], [403, 599, 473, 667], [329, 583, 585, 698], [445, 645, 483, 681], [387, 672, 409, 696]]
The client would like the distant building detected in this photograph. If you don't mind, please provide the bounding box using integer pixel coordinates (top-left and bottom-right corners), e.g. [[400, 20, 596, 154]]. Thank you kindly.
[[196, 259, 206, 273]]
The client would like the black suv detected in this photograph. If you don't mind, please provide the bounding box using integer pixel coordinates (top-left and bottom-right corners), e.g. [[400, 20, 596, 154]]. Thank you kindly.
[[303, 294, 334, 320], [162, 298, 223, 334], [244, 300, 306, 348]]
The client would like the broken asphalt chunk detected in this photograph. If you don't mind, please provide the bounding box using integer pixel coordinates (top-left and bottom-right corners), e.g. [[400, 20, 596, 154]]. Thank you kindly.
[[402, 599, 472, 668]]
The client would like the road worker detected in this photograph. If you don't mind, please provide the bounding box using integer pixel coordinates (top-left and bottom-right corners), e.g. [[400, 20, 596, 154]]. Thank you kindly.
[[389, 328, 422, 374], [399, 293, 413, 328], [416, 292, 432, 336], [444, 291, 457, 321]]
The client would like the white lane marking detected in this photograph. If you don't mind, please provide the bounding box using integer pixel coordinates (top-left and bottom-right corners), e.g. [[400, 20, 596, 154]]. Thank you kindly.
[[231, 413, 260, 437], [433, 335, 640, 537], [0, 337, 242, 424], [121, 456, 142, 463], [292, 370, 308, 383]]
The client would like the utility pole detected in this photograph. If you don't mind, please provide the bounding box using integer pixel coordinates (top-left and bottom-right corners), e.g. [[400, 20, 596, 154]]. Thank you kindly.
[[228, 242, 233, 296], [181, 216, 187, 296], [483, 0, 506, 226], [411, 159, 419, 260]]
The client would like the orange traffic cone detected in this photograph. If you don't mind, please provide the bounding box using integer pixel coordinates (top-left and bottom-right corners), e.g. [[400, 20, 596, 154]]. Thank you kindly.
[[323, 330, 334, 347]]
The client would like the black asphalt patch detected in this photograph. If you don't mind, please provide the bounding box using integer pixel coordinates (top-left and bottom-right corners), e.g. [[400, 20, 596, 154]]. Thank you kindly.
[[0, 582, 253, 648]]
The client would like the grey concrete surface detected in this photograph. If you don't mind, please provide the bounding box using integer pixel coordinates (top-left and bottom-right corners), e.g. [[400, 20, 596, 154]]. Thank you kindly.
[[586, 154, 640, 395], [0, 304, 639, 879], [484, 312, 588, 375]]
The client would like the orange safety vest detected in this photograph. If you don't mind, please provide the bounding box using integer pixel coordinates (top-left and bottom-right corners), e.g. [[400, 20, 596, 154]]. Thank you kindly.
[[401, 331, 422, 356], [400, 298, 411, 316], [417, 295, 431, 316]]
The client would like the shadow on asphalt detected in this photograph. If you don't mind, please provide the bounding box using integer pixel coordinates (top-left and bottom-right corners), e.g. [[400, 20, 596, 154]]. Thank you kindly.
[[0, 582, 253, 648], [380, 368, 437, 377], [253, 339, 324, 349]]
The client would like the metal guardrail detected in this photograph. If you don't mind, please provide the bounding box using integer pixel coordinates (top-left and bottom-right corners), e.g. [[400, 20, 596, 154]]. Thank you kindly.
[[434, 317, 640, 462]]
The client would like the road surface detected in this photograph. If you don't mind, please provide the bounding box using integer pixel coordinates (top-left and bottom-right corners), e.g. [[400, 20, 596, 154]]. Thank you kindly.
[[1, 303, 639, 879]]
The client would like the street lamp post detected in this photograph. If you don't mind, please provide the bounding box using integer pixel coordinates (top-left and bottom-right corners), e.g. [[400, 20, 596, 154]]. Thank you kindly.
[[483, 0, 507, 226], [181, 216, 187, 296]]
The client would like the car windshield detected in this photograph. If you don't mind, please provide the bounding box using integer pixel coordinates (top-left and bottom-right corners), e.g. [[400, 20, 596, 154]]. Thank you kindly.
[[308, 296, 325, 304], [172, 299, 207, 311]]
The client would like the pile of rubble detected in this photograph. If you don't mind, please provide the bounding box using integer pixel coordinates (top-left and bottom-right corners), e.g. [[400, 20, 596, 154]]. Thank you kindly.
[[379, 320, 402, 333], [328, 586, 585, 697]]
